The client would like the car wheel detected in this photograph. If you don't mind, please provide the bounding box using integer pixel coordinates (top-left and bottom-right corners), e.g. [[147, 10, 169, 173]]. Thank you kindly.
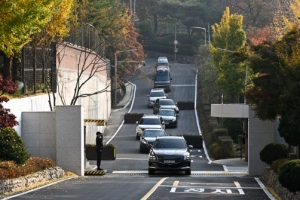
[[174, 123, 177, 128], [148, 169, 155, 175], [185, 169, 191, 175]]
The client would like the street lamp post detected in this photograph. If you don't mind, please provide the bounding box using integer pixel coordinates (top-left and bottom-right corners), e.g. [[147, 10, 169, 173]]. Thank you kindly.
[[114, 49, 137, 107], [191, 26, 207, 46], [174, 23, 178, 62]]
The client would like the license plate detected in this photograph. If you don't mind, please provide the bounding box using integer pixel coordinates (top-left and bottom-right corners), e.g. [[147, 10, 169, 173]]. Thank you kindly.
[[164, 160, 175, 164]]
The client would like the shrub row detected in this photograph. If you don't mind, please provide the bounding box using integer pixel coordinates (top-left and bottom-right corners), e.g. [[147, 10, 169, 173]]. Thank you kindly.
[[0, 157, 56, 179], [124, 113, 144, 123]]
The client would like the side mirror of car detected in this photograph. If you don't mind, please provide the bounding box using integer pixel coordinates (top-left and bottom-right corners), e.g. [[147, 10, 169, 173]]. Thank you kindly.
[[170, 78, 172, 80]]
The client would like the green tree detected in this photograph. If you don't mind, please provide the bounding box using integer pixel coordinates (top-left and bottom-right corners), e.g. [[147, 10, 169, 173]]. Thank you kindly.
[[0, 0, 62, 56], [209, 7, 247, 102], [246, 26, 300, 149]]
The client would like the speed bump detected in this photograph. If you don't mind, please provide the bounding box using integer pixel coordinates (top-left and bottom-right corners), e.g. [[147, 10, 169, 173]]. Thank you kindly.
[[85, 170, 106, 176]]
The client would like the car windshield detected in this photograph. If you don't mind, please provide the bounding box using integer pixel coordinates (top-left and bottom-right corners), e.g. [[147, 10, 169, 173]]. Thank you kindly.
[[140, 118, 161, 124], [155, 76, 169, 81], [158, 110, 174, 116], [160, 100, 174, 105], [150, 91, 165, 97], [156, 70, 169, 76], [153, 138, 186, 149], [157, 62, 169, 66], [143, 130, 166, 137]]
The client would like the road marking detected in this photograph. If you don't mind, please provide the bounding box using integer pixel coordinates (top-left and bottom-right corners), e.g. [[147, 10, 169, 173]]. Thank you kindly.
[[170, 181, 179, 192], [1, 178, 73, 200], [116, 158, 148, 161], [255, 177, 276, 200], [234, 181, 245, 194], [110, 171, 248, 175], [141, 177, 168, 200], [172, 84, 195, 86], [112, 171, 148, 174], [223, 165, 229, 172]]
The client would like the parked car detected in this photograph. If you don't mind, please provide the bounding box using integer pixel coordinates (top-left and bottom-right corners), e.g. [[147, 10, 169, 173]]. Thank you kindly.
[[147, 88, 167, 108], [156, 108, 178, 128], [136, 115, 165, 140], [155, 57, 170, 68], [153, 98, 179, 115], [139, 129, 168, 153], [153, 67, 172, 92], [148, 136, 193, 175]]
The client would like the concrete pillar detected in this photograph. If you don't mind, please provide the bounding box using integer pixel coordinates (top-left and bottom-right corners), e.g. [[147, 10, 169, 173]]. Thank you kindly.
[[56, 105, 84, 176], [248, 106, 274, 176]]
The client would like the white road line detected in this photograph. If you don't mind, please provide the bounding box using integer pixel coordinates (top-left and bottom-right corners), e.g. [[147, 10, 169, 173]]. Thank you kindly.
[[234, 181, 245, 195], [170, 181, 179, 193], [223, 165, 229, 172], [1, 178, 73, 200], [116, 158, 148, 161], [255, 177, 276, 200], [141, 177, 168, 200], [112, 171, 148, 174], [110, 171, 248, 175]]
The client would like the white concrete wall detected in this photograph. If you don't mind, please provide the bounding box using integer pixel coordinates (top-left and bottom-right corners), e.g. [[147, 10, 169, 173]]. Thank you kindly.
[[56, 106, 84, 176], [248, 107, 274, 176], [56, 44, 111, 145], [3, 95, 54, 135], [21, 111, 56, 161]]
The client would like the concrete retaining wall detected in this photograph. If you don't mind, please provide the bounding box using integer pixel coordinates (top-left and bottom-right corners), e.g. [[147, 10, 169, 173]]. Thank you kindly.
[[22, 106, 84, 176], [0, 167, 64, 194]]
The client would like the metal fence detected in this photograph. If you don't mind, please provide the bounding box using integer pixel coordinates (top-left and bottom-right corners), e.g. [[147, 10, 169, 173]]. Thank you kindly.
[[18, 23, 106, 95]]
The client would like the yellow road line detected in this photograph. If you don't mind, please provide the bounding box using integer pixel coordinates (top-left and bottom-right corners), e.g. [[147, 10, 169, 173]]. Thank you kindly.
[[141, 177, 168, 200]]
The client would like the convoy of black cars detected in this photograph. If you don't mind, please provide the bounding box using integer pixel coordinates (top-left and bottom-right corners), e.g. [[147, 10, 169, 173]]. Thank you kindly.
[[137, 56, 193, 175]]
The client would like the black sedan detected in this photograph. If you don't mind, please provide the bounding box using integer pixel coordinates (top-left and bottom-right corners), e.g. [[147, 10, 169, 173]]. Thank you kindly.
[[139, 129, 167, 153], [148, 136, 193, 175], [156, 108, 178, 128]]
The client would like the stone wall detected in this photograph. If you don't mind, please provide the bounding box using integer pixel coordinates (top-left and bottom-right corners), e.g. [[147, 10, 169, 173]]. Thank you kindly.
[[262, 167, 300, 200], [0, 167, 64, 194]]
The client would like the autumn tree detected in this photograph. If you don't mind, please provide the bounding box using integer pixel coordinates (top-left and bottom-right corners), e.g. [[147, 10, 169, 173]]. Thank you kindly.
[[0, 74, 18, 128], [209, 7, 247, 102], [246, 25, 300, 150]]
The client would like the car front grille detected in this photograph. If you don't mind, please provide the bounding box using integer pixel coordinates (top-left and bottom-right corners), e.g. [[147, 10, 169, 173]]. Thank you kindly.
[[157, 154, 183, 164]]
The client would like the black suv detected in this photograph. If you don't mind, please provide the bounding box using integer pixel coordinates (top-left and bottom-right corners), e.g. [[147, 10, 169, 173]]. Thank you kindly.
[[148, 136, 193, 175], [153, 67, 172, 92], [153, 98, 179, 116]]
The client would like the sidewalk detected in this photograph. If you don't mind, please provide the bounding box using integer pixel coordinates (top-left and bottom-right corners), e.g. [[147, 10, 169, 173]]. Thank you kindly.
[[102, 82, 134, 144], [96, 82, 248, 171]]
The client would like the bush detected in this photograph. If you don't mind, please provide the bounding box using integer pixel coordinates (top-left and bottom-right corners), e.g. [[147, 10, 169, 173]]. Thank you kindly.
[[271, 158, 289, 174], [278, 159, 300, 192], [208, 142, 231, 160], [213, 128, 228, 137], [0, 127, 30, 164], [0, 157, 55, 179], [260, 143, 288, 165]]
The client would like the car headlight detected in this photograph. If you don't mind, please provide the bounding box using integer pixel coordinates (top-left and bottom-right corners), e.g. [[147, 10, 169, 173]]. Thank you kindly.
[[183, 153, 191, 160], [171, 118, 176, 122], [149, 151, 157, 160], [141, 138, 148, 144]]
